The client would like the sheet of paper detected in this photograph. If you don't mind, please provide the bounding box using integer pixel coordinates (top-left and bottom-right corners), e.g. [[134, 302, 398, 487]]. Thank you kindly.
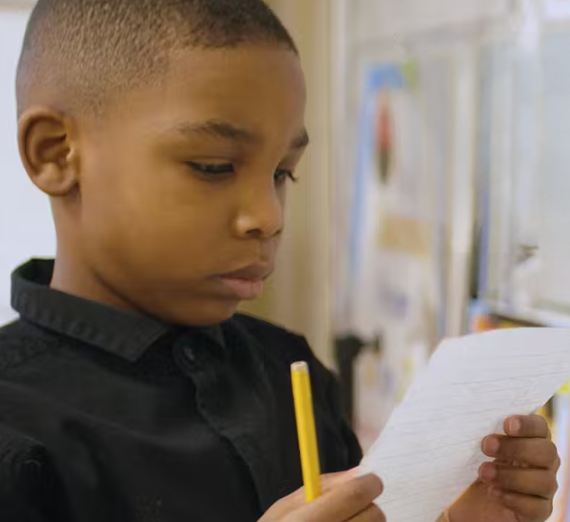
[[358, 328, 570, 522]]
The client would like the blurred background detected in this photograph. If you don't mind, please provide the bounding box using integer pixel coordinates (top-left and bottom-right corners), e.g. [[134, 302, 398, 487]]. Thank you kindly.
[[3, 0, 570, 518]]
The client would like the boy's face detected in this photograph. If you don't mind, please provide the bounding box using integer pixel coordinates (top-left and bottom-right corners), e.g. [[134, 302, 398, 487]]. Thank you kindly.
[[58, 46, 307, 325]]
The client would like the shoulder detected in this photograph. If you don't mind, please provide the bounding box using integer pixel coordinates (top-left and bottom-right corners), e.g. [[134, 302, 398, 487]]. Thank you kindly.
[[0, 319, 55, 375]]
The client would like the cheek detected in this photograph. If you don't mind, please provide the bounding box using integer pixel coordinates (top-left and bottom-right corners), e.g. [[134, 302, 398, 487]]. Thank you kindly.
[[80, 153, 231, 264]]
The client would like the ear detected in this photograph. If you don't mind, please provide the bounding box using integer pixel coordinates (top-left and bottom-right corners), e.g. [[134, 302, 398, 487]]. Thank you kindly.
[[18, 107, 80, 197]]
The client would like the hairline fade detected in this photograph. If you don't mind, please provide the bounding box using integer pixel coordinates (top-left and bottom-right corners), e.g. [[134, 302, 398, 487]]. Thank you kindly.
[[16, 0, 298, 117]]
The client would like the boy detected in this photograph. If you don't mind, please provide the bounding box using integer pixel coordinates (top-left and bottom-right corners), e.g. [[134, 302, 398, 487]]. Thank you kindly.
[[0, 0, 559, 520]]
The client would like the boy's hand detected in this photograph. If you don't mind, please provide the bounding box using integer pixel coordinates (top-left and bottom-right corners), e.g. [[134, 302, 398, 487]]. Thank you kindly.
[[449, 415, 559, 522], [260, 471, 385, 522]]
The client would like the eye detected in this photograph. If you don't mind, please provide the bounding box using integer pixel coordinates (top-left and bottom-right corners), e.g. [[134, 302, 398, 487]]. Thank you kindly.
[[274, 169, 298, 184], [186, 162, 235, 178]]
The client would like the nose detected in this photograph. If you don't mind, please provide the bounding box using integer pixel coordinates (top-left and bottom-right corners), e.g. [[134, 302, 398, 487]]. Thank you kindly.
[[232, 180, 284, 240]]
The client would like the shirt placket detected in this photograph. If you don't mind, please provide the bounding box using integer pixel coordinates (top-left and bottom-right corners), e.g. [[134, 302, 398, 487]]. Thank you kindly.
[[173, 334, 289, 513]]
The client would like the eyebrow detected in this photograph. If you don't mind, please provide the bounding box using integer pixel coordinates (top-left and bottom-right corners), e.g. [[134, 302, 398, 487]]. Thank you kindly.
[[174, 119, 310, 150], [175, 119, 258, 144]]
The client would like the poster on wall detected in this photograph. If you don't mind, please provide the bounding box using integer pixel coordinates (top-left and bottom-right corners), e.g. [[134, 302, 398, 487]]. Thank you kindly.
[[348, 57, 450, 449]]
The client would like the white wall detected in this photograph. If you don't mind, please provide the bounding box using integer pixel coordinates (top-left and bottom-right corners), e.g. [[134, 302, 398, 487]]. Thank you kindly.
[[0, 7, 55, 324]]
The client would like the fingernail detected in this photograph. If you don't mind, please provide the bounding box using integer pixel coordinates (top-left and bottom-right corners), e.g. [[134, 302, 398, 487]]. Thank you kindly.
[[508, 417, 522, 435], [483, 436, 500, 456], [479, 463, 496, 483]]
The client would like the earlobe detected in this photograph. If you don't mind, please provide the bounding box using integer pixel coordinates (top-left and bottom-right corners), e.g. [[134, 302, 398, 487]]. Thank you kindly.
[[18, 107, 79, 197]]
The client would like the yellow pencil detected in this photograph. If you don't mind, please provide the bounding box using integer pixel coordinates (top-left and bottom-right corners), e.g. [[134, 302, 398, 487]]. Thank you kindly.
[[291, 361, 322, 502]]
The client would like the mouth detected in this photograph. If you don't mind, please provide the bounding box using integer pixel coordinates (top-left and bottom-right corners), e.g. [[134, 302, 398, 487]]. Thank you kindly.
[[213, 263, 273, 301]]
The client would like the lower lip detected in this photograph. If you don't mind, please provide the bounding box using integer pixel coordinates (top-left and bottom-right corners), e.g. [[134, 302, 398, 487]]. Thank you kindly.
[[217, 276, 265, 300]]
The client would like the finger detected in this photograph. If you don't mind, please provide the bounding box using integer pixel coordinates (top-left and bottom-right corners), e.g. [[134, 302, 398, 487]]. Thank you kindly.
[[479, 463, 558, 499], [482, 436, 559, 469], [492, 489, 553, 522], [297, 474, 383, 522], [505, 415, 549, 439], [350, 504, 386, 522], [321, 468, 360, 493], [268, 470, 359, 518]]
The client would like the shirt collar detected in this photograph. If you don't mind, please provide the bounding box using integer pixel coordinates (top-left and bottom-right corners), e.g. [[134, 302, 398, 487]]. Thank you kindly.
[[11, 259, 225, 361]]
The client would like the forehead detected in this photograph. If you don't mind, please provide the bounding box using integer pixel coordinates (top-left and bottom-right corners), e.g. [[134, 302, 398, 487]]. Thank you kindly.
[[100, 46, 307, 144]]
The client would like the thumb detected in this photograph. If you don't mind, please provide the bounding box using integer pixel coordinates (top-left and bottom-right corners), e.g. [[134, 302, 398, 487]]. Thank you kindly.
[[263, 468, 361, 520]]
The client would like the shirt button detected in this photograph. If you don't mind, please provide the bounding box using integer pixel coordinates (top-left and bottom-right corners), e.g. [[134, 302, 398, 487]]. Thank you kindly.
[[184, 347, 196, 363]]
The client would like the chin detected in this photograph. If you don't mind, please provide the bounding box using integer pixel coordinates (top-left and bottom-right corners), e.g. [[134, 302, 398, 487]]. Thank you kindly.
[[156, 299, 240, 327]]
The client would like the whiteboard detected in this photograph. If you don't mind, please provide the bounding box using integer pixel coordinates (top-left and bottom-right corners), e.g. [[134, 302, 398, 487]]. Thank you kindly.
[[0, 8, 56, 325]]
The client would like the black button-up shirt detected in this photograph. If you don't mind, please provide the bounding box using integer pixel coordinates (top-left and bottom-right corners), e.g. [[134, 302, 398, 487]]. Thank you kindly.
[[0, 259, 361, 522]]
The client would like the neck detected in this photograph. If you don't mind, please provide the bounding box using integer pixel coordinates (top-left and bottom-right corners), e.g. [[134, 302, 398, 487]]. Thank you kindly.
[[50, 247, 134, 312]]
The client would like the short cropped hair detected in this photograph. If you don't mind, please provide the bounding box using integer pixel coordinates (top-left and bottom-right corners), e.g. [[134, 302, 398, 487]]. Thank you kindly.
[[16, 0, 297, 116]]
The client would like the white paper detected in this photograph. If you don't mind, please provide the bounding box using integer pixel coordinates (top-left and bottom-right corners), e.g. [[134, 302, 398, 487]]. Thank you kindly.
[[358, 328, 570, 522]]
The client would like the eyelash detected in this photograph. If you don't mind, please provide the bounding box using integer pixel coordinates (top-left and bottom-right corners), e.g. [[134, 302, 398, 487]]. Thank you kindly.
[[186, 162, 298, 184]]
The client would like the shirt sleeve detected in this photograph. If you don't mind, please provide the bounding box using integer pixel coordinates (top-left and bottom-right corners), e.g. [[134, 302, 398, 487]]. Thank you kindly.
[[0, 424, 60, 522]]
